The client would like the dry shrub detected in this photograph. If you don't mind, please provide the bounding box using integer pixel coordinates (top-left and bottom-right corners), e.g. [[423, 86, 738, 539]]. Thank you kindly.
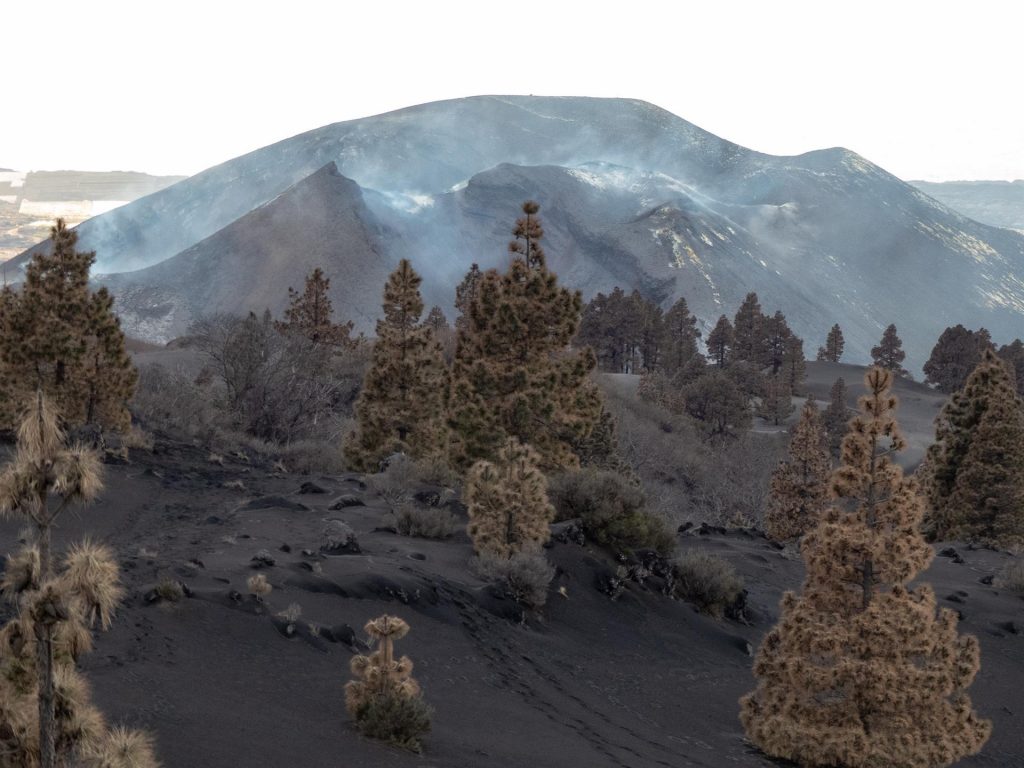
[[246, 573, 272, 598], [154, 579, 183, 603], [393, 505, 456, 540], [673, 550, 743, 616], [412, 455, 458, 487], [120, 426, 154, 452], [366, 455, 417, 506], [472, 551, 555, 609], [548, 469, 675, 556], [997, 560, 1024, 594]]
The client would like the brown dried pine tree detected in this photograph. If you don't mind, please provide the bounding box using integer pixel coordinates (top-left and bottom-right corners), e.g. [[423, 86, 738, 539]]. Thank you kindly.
[[764, 397, 831, 543], [741, 368, 990, 768]]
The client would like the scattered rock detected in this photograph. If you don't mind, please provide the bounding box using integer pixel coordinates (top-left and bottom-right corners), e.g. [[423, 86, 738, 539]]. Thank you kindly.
[[945, 593, 966, 604], [299, 481, 327, 495], [551, 520, 586, 546], [251, 550, 276, 568], [697, 523, 727, 536], [678, 521, 694, 534], [938, 547, 965, 564], [205, 516, 223, 525], [980, 574, 996, 585], [329, 494, 365, 510], [241, 496, 310, 512], [998, 621, 1020, 635], [279, 543, 292, 553], [408, 552, 427, 561]]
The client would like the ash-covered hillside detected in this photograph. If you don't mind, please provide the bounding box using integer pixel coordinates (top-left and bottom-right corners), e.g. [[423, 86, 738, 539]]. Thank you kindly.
[[911, 180, 1024, 232], [16, 96, 1024, 370]]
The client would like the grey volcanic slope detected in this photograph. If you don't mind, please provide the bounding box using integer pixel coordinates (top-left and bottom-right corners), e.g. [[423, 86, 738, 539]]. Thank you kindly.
[[911, 180, 1024, 232], [17, 96, 1024, 369], [102, 163, 397, 340], [0, 432, 1020, 767]]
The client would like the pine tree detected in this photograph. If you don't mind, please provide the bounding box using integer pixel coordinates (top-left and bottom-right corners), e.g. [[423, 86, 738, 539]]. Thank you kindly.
[[682, 369, 750, 439], [0, 220, 137, 432], [0, 394, 157, 768], [706, 315, 733, 367], [732, 292, 767, 366], [823, 377, 849, 459], [757, 374, 794, 426], [345, 615, 430, 751], [764, 310, 793, 375], [464, 440, 555, 558], [928, 349, 1024, 545], [77, 288, 138, 432], [448, 202, 603, 470], [945, 396, 1024, 547], [782, 335, 806, 395], [630, 290, 663, 373], [345, 260, 448, 472], [276, 267, 355, 348], [816, 324, 845, 362], [996, 338, 1024, 397], [923, 325, 992, 394], [454, 263, 483, 335], [764, 397, 830, 542], [871, 323, 909, 376], [741, 368, 991, 768], [660, 296, 701, 376]]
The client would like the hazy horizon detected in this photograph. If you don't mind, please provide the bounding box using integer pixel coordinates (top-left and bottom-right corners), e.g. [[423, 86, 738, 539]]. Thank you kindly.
[[4, 1, 1023, 182]]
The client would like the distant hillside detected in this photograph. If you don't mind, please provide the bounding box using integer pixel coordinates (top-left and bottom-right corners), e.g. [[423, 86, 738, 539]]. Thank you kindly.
[[0, 169, 185, 261], [910, 180, 1024, 232], [15, 96, 1024, 372]]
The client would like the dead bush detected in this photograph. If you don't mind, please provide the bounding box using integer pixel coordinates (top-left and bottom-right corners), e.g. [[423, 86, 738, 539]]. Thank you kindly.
[[997, 560, 1024, 594], [393, 504, 457, 539]]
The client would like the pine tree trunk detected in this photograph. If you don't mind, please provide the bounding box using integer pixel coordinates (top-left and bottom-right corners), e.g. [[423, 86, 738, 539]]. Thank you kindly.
[[36, 622, 56, 768]]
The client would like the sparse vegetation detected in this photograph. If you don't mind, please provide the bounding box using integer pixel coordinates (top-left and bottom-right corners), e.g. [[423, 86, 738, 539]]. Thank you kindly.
[[392, 505, 457, 540], [472, 551, 555, 609], [345, 615, 430, 752], [672, 551, 743, 616], [246, 574, 272, 600], [996, 560, 1024, 594], [154, 579, 184, 603], [548, 468, 674, 555]]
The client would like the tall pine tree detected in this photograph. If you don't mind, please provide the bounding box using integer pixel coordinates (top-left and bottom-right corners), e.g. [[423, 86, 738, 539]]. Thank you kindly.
[[764, 397, 830, 542], [0, 219, 137, 432], [345, 260, 448, 471], [816, 323, 845, 362], [276, 267, 355, 348], [741, 368, 990, 767], [706, 315, 733, 368], [732, 292, 767, 367], [448, 202, 603, 471], [927, 349, 1024, 545]]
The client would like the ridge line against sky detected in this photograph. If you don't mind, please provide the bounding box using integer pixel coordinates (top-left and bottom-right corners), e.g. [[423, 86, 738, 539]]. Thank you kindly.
[[4, 0, 1022, 181]]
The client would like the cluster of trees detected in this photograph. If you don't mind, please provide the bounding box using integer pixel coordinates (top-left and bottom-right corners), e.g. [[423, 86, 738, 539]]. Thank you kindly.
[[633, 292, 807, 438], [924, 323, 1024, 395]]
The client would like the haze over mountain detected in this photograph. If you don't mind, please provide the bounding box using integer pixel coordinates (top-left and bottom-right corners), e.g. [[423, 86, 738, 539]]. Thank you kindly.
[[16, 96, 1024, 371], [909, 180, 1024, 232]]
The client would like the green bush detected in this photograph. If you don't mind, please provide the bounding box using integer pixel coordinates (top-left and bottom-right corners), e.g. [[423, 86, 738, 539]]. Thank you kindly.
[[353, 691, 432, 752], [673, 550, 744, 616], [548, 469, 675, 555]]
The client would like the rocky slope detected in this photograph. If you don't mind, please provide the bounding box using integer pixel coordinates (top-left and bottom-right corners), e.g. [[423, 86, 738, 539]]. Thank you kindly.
[[0, 435, 1019, 768]]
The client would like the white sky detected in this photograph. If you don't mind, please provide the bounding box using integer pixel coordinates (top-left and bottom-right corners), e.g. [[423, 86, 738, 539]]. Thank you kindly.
[[4, 0, 1022, 181]]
